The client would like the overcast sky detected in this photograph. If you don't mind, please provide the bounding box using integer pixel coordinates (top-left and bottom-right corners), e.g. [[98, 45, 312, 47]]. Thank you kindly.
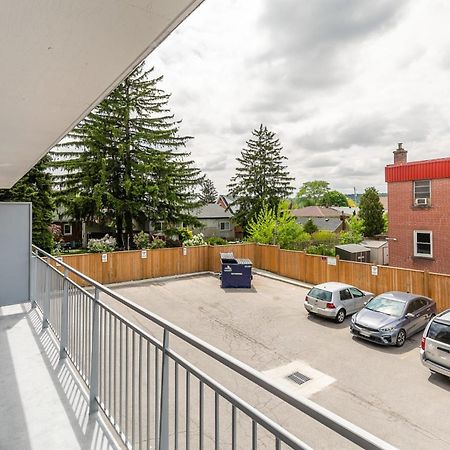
[[146, 0, 450, 196]]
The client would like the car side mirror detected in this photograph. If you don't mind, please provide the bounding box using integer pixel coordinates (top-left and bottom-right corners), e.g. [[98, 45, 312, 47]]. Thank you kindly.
[[405, 313, 414, 319]]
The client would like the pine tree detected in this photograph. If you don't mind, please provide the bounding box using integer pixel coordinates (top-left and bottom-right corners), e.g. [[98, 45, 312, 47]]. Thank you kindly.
[[227, 124, 294, 230], [199, 177, 218, 204], [0, 155, 54, 252], [359, 187, 385, 237], [52, 63, 203, 248]]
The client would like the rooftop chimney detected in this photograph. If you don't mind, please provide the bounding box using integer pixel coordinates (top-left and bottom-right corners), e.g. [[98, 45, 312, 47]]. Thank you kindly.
[[393, 142, 407, 165]]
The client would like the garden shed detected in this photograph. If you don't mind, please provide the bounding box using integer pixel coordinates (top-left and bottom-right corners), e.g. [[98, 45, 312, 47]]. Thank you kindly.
[[335, 244, 371, 263], [361, 240, 389, 265]]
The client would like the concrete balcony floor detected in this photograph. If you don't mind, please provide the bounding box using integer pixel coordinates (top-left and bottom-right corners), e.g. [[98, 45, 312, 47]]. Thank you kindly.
[[0, 303, 120, 450]]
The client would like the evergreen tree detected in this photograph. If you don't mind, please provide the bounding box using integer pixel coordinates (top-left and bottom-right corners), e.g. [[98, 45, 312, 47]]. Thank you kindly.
[[359, 187, 384, 237], [0, 155, 54, 252], [227, 124, 294, 230], [52, 63, 203, 248], [199, 177, 218, 204]]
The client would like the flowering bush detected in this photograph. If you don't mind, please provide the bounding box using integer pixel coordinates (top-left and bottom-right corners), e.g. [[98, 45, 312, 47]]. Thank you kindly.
[[183, 233, 206, 247], [88, 234, 117, 253], [133, 231, 150, 249]]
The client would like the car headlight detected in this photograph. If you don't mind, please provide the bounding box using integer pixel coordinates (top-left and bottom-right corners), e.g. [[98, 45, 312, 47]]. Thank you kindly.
[[351, 314, 356, 324], [380, 326, 396, 332]]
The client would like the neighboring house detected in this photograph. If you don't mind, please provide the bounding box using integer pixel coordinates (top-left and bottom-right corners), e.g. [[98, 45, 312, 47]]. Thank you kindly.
[[361, 239, 389, 265], [193, 203, 236, 240], [385, 143, 450, 273], [217, 195, 238, 214], [379, 195, 388, 211], [52, 209, 114, 247], [291, 206, 348, 233], [330, 206, 359, 216]]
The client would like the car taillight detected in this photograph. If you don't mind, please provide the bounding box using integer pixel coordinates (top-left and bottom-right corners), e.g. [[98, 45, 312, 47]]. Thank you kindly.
[[421, 337, 425, 350], [326, 302, 335, 309]]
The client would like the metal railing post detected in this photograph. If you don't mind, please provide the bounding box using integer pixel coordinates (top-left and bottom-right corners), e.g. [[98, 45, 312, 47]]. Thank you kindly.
[[89, 288, 100, 414], [60, 268, 69, 359], [30, 254, 37, 308], [159, 330, 170, 450], [42, 263, 50, 329]]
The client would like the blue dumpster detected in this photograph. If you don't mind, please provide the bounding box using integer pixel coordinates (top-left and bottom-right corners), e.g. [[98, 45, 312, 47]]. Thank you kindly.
[[220, 252, 252, 288]]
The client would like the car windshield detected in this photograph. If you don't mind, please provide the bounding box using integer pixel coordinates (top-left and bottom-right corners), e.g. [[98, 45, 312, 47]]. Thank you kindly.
[[365, 296, 405, 317], [308, 288, 332, 302]]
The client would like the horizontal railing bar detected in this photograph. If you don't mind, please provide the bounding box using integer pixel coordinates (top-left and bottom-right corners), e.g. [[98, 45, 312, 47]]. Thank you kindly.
[[166, 347, 312, 450], [32, 246, 397, 450]]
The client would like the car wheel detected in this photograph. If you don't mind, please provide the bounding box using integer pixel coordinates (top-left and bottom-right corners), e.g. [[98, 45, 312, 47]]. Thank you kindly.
[[335, 309, 346, 323], [396, 329, 406, 347]]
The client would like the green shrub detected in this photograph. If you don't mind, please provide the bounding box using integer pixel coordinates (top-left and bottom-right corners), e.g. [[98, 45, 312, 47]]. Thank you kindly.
[[133, 231, 150, 249], [149, 238, 166, 249], [303, 218, 318, 234], [306, 244, 335, 256], [206, 237, 228, 246]]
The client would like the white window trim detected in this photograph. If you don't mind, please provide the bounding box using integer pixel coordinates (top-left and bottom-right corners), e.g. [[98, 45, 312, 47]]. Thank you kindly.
[[413, 180, 431, 205], [413, 230, 433, 258], [219, 221, 230, 231], [63, 223, 73, 236]]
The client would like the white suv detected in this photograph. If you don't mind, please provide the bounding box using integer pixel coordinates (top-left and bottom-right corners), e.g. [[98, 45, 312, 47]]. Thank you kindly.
[[420, 309, 450, 378]]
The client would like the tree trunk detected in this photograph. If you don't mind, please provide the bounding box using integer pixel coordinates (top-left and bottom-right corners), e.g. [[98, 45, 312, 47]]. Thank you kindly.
[[116, 214, 124, 249]]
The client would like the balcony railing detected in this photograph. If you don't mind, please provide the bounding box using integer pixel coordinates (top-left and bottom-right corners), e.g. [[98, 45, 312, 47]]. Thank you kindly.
[[31, 245, 397, 450]]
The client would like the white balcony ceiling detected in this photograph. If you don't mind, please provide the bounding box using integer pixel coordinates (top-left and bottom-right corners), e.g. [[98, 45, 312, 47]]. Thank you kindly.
[[0, 0, 203, 188]]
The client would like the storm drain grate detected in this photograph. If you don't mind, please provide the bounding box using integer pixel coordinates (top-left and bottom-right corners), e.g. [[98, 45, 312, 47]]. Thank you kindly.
[[287, 371, 311, 385]]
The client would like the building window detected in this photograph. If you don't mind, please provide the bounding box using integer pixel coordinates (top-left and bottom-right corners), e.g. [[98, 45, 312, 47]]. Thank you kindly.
[[219, 221, 230, 231], [63, 224, 72, 236], [414, 231, 432, 258], [413, 180, 431, 206]]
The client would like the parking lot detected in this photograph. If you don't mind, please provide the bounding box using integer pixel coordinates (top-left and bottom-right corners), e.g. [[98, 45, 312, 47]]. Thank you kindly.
[[109, 272, 450, 449]]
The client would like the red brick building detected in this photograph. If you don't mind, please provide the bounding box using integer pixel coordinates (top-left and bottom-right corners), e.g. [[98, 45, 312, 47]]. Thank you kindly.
[[386, 144, 450, 274]]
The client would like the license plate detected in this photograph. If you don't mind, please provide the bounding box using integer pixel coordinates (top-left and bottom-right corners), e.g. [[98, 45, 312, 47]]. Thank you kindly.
[[360, 330, 371, 337]]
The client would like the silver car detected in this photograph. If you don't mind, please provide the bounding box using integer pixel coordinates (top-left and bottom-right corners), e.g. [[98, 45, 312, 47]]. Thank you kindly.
[[420, 309, 450, 378], [350, 292, 436, 347], [304, 282, 374, 323]]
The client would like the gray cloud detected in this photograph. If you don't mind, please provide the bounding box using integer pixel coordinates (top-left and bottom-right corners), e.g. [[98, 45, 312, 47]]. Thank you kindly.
[[295, 104, 434, 152]]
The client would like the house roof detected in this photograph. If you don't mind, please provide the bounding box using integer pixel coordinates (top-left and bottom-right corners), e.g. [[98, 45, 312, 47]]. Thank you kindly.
[[195, 203, 233, 219], [296, 217, 342, 232], [385, 157, 450, 183], [329, 206, 358, 216], [291, 206, 342, 218], [335, 244, 370, 253], [361, 240, 388, 249]]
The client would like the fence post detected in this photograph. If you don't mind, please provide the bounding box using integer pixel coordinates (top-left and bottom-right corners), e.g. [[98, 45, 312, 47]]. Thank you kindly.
[[42, 265, 50, 329], [424, 271, 430, 298], [89, 288, 100, 414], [60, 268, 69, 359], [336, 255, 340, 282], [159, 329, 170, 450]]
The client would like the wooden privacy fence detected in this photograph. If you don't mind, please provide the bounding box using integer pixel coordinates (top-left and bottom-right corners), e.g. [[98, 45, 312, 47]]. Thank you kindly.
[[55, 243, 450, 312]]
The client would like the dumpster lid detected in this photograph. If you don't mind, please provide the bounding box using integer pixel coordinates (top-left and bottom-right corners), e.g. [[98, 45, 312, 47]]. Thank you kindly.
[[220, 252, 237, 263], [236, 258, 252, 265]]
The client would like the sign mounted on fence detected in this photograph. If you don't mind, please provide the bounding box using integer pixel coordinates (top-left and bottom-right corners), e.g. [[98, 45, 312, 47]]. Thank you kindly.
[[371, 266, 378, 276], [102, 253, 108, 263], [141, 250, 147, 259], [327, 257, 337, 266]]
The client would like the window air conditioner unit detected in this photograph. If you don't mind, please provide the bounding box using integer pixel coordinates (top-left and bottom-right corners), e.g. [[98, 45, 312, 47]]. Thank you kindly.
[[415, 197, 428, 206]]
